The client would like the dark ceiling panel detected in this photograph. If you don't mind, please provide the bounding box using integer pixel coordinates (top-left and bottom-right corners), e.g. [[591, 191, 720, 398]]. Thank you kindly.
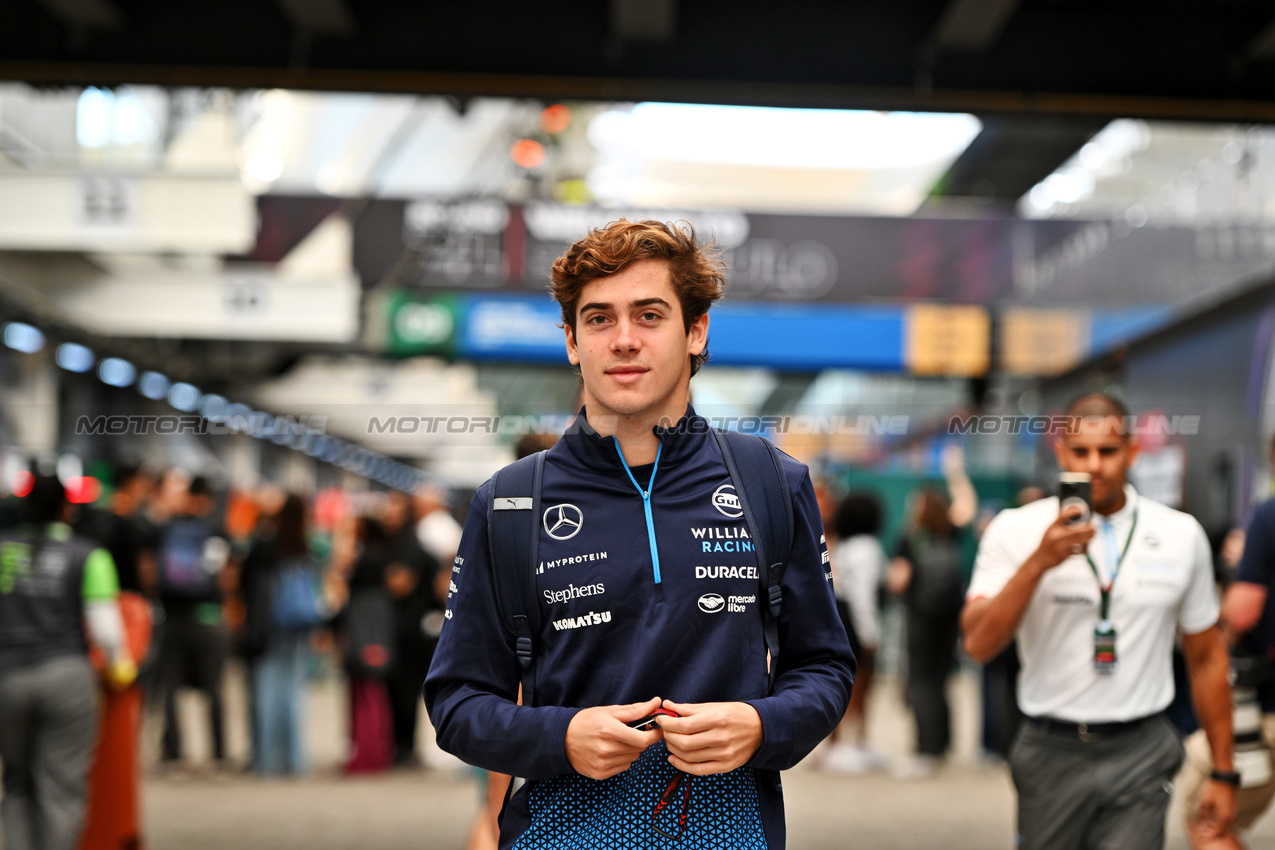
[[933, 0, 1021, 52], [934, 116, 1105, 202], [2, 0, 74, 58], [37, 0, 124, 31], [3, 0, 1275, 120], [945, 0, 1275, 99], [273, 0, 355, 36]]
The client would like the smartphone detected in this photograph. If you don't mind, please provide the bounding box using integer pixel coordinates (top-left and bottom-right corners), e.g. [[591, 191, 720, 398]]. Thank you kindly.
[[1058, 472, 1092, 526], [627, 708, 678, 731]]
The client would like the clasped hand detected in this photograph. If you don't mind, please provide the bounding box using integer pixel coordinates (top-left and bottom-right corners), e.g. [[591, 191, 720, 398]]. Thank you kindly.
[[565, 696, 763, 780]]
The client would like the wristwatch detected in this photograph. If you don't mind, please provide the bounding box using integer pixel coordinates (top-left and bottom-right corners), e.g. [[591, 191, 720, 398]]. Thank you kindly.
[[1209, 769, 1242, 787]]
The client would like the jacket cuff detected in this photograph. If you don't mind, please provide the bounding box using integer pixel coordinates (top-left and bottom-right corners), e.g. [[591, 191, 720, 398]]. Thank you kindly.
[[543, 705, 585, 776], [741, 698, 789, 770]]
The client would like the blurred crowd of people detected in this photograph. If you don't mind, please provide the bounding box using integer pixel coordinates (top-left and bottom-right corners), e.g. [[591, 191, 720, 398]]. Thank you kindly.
[[0, 462, 464, 782]]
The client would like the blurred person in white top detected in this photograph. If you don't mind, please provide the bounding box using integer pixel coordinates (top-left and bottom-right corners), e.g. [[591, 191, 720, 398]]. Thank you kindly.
[[414, 483, 463, 610], [414, 483, 462, 565], [963, 392, 1235, 850], [822, 491, 887, 773]]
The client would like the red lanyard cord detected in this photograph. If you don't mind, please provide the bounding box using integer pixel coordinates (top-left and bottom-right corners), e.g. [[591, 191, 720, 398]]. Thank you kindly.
[[651, 772, 693, 841]]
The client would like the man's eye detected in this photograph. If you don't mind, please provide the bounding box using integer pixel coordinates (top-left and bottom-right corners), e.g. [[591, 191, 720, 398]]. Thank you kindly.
[[585, 315, 608, 325], [641, 311, 661, 321]]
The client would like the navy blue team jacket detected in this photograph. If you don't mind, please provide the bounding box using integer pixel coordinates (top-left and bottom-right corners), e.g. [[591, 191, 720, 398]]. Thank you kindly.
[[424, 408, 855, 850]]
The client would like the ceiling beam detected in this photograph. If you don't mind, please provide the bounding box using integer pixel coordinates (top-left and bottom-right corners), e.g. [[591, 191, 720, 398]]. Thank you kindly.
[[273, 0, 354, 35], [36, 0, 122, 30], [6, 60, 1275, 123], [933, 0, 1021, 52], [1246, 14, 1275, 59], [610, 0, 677, 43]]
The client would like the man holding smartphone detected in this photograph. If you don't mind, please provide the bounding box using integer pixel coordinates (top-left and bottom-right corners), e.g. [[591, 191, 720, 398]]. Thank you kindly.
[[962, 392, 1236, 850], [425, 219, 854, 849]]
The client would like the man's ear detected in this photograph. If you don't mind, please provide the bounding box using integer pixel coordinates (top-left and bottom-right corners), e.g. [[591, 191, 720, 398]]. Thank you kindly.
[[565, 323, 579, 366], [688, 312, 709, 356], [1052, 437, 1068, 470], [1124, 438, 1140, 468]]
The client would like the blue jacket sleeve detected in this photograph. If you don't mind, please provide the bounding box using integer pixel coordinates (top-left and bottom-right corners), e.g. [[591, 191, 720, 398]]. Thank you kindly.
[[1238, 500, 1275, 588], [743, 465, 855, 771], [423, 481, 581, 778]]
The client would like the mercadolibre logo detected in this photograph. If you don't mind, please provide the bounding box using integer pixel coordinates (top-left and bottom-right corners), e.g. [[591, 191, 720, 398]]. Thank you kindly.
[[698, 593, 725, 613], [543, 504, 583, 540], [712, 485, 742, 518]]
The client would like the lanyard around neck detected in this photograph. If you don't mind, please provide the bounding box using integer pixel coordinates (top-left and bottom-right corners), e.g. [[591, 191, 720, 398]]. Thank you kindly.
[[1084, 504, 1138, 621]]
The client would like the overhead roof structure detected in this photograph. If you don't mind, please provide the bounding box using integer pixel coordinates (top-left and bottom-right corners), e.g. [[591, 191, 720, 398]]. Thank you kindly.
[[7, 0, 1275, 209], [6, 0, 1275, 122]]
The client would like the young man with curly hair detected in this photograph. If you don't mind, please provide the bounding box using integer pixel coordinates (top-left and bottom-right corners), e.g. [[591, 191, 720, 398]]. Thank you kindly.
[[426, 219, 854, 850]]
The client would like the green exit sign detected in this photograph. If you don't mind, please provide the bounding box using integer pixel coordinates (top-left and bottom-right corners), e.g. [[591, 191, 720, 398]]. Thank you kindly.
[[382, 291, 461, 357]]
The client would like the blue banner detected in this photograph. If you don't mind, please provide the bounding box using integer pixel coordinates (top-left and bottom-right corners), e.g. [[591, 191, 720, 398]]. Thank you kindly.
[[455, 294, 908, 371]]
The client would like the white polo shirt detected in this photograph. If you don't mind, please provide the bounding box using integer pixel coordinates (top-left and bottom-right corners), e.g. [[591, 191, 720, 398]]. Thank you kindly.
[[967, 485, 1218, 722]]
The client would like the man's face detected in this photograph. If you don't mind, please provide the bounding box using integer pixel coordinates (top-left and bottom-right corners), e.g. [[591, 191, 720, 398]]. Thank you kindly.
[[381, 493, 410, 533], [117, 475, 151, 510], [1053, 416, 1140, 514], [186, 493, 213, 517], [564, 259, 708, 425]]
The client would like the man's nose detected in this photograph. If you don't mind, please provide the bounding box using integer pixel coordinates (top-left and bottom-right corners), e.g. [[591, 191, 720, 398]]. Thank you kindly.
[[611, 318, 639, 352], [1085, 450, 1102, 474]]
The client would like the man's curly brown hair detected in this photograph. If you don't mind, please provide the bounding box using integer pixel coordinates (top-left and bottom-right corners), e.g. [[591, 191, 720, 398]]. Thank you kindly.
[[549, 219, 727, 376]]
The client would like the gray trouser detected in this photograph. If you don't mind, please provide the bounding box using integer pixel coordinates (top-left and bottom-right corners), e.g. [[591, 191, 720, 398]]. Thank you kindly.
[[1009, 714, 1185, 850], [0, 656, 99, 850]]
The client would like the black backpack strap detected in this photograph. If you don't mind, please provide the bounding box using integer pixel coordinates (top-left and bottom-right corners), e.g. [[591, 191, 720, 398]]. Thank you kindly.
[[487, 450, 547, 707], [711, 429, 793, 690]]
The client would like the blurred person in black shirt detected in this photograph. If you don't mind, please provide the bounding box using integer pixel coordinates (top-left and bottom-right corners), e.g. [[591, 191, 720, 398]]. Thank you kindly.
[[154, 475, 231, 768], [887, 447, 977, 779], [379, 490, 442, 767], [76, 463, 158, 597], [335, 514, 395, 773]]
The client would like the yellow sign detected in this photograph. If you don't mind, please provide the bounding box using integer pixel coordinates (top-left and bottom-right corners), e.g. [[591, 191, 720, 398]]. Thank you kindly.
[[904, 304, 990, 377], [1001, 308, 1089, 376]]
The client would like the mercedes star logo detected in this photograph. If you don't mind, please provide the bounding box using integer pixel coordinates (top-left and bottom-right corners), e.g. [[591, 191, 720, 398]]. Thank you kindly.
[[543, 504, 584, 540]]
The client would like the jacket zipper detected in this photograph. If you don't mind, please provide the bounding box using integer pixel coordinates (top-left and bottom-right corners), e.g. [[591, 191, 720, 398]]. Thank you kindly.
[[614, 438, 663, 585]]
